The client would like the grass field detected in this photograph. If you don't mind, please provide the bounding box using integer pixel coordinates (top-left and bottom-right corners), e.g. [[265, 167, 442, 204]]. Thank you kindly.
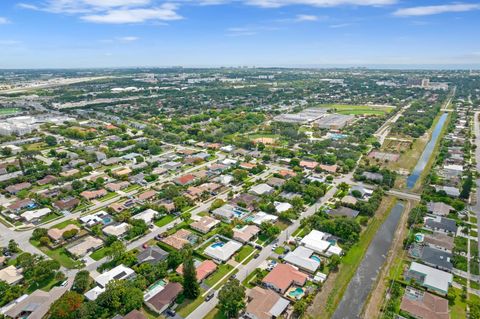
[[90, 246, 109, 261], [235, 245, 254, 263], [176, 288, 206, 317], [317, 104, 393, 116], [204, 264, 235, 288], [154, 215, 175, 227], [30, 240, 83, 269], [50, 219, 81, 229], [204, 308, 227, 319], [0, 107, 20, 115]]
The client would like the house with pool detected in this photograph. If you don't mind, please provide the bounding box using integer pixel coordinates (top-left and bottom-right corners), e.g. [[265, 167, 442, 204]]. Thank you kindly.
[[211, 204, 250, 222], [245, 286, 290, 319], [283, 246, 321, 273], [262, 263, 308, 294], [204, 238, 243, 262], [300, 230, 343, 257]]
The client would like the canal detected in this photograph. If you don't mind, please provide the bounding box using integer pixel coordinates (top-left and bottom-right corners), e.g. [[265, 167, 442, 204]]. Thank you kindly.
[[332, 202, 405, 319], [406, 112, 449, 189]]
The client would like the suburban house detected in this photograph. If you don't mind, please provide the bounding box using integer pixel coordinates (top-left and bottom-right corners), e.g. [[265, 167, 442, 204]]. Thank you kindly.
[[144, 282, 183, 314], [204, 239, 242, 262], [66, 236, 103, 258], [424, 216, 458, 235], [176, 259, 217, 282], [405, 262, 453, 295], [85, 265, 135, 301], [244, 286, 290, 319], [233, 225, 260, 243], [262, 263, 308, 294], [190, 216, 220, 234], [137, 246, 169, 265], [400, 287, 449, 319]]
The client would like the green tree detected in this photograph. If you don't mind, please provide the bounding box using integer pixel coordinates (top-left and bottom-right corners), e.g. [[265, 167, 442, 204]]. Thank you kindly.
[[8, 240, 19, 253], [218, 279, 246, 318], [182, 248, 200, 299], [106, 241, 126, 261], [45, 135, 58, 147], [48, 291, 84, 319], [72, 270, 91, 294]]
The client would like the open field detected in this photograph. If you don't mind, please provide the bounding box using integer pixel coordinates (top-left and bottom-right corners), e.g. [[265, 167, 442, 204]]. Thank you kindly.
[[308, 196, 397, 318], [0, 107, 21, 115], [317, 104, 394, 116]]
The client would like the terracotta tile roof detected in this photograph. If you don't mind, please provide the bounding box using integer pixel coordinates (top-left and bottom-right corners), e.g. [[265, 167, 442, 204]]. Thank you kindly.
[[262, 263, 308, 293], [400, 289, 449, 319], [176, 260, 217, 281]]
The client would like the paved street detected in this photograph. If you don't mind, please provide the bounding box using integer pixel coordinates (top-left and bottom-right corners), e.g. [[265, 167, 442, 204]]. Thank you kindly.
[[185, 185, 338, 319]]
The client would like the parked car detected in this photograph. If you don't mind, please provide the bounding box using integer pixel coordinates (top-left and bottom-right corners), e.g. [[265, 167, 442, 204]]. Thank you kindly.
[[205, 292, 215, 301], [253, 253, 260, 259], [165, 309, 176, 317]]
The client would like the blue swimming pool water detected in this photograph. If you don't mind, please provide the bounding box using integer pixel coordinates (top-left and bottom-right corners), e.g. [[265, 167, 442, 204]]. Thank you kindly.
[[289, 287, 305, 298], [102, 217, 112, 224], [310, 255, 321, 263], [211, 242, 225, 249]]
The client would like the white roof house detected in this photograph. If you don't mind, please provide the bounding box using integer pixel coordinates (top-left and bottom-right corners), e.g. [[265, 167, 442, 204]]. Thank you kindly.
[[132, 209, 157, 225], [21, 208, 51, 222], [102, 223, 130, 237], [274, 201, 293, 213], [250, 211, 278, 225], [204, 240, 242, 262], [300, 230, 331, 254], [283, 246, 320, 273], [326, 245, 343, 256], [407, 262, 453, 295], [249, 183, 274, 196], [0, 266, 23, 285], [85, 264, 135, 301]]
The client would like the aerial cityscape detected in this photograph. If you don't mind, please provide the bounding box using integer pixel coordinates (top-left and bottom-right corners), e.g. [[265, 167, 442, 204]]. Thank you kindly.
[[1, 1, 480, 319]]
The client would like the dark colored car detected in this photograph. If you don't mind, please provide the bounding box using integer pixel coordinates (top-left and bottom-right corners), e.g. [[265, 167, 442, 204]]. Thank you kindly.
[[165, 309, 176, 317], [205, 292, 215, 301]]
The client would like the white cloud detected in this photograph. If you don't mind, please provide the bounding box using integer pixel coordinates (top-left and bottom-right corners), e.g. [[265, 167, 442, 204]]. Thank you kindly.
[[295, 14, 318, 21], [227, 27, 257, 36], [19, 0, 182, 24], [244, 0, 396, 8], [117, 36, 140, 41], [329, 23, 351, 28], [82, 6, 182, 23], [394, 3, 480, 17], [0, 17, 10, 24]]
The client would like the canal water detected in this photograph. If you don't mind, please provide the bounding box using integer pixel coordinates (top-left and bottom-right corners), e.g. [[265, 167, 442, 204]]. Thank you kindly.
[[406, 113, 449, 189], [332, 202, 405, 319]]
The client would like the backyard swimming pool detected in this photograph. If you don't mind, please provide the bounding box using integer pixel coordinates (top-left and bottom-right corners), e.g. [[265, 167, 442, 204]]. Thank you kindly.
[[211, 242, 225, 249], [310, 255, 321, 263], [288, 287, 305, 299]]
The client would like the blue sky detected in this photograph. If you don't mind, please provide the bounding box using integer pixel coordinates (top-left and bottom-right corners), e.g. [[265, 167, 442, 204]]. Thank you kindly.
[[0, 0, 479, 68]]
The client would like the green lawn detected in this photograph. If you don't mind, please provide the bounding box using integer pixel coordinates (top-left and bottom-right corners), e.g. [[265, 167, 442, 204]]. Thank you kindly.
[[154, 215, 175, 227], [90, 247, 109, 261], [98, 192, 119, 202], [205, 264, 235, 288], [273, 246, 286, 255], [204, 308, 227, 319], [235, 245, 254, 263], [450, 287, 467, 318], [316, 104, 393, 116], [0, 107, 20, 115], [30, 240, 83, 269], [40, 212, 61, 224], [50, 219, 81, 230], [176, 289, 206, 317]]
